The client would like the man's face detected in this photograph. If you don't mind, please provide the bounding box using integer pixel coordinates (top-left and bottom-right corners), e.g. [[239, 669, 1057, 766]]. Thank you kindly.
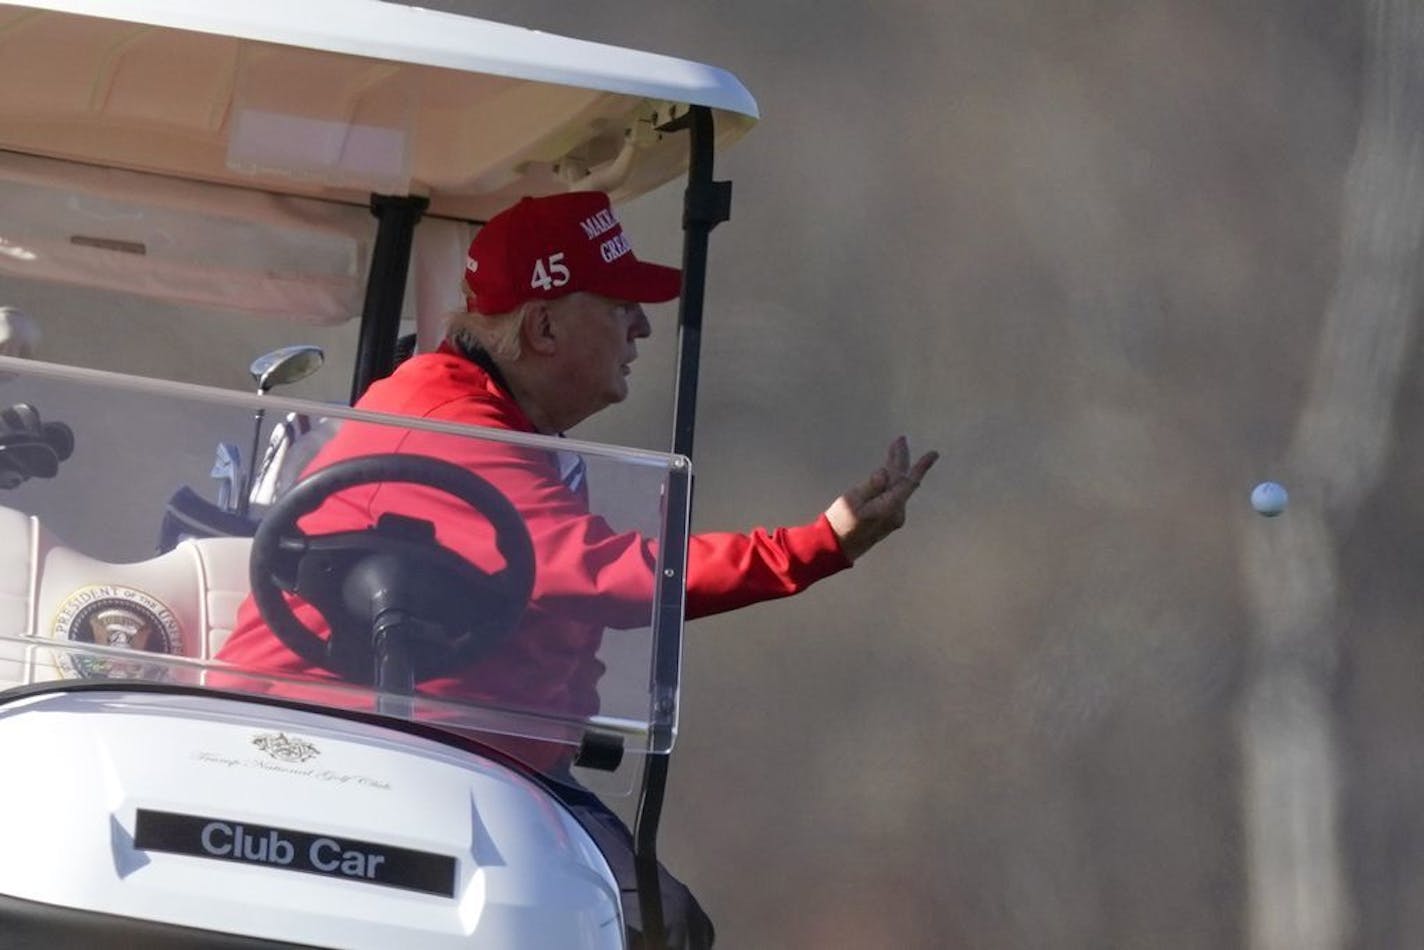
[[546, 292, 652, 425]]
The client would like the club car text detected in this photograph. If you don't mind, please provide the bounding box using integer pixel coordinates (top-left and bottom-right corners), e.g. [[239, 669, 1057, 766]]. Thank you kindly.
[[133, 809, 456, 897], [204, 822, 383, 877]]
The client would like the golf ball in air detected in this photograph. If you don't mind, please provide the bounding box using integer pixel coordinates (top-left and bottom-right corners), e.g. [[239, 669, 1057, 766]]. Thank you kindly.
[[1251, 481, 1288, 517]]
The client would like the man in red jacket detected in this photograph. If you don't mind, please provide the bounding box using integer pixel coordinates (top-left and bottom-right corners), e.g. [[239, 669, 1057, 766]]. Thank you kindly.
[[217, 190, 936, 948]]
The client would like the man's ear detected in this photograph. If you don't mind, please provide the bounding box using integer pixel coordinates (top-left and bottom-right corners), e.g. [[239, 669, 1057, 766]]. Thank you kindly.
[[521, 301, 558, 356]]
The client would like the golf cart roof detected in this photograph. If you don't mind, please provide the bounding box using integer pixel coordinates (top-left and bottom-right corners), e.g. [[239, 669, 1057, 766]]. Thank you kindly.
[[0, 0, 758, 219]]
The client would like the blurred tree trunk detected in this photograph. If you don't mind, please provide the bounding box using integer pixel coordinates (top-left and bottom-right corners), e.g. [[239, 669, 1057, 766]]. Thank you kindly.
[[1240, 1, 1424, 947]]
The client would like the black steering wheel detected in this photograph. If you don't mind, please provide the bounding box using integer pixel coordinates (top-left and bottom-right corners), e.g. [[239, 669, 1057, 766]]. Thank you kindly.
[[250, 453, 536, 689]]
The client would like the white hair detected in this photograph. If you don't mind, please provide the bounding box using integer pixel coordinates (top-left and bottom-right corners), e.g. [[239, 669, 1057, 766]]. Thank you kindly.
[[445, 298, 540, 361]]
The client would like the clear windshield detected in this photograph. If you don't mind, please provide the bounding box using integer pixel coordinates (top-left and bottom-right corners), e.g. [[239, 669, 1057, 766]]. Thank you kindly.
[[0, 356, 689, 788]]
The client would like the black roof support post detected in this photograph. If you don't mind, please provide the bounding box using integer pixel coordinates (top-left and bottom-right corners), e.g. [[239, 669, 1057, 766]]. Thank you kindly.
[[669, 107, 733, 460], [351, 194, 429, 404], [633, 104, 732, 950]]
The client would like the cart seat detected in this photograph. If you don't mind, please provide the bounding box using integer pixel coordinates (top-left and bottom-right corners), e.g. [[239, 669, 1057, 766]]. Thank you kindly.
[[0, 505, 252, 689]]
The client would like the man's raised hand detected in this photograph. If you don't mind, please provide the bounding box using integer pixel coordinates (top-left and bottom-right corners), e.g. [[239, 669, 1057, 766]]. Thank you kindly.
[[825, 436, 939, 562]]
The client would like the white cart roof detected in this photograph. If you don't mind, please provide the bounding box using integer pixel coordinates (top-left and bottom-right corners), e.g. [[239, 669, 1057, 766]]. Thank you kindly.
[[0, 0, 759, 219]]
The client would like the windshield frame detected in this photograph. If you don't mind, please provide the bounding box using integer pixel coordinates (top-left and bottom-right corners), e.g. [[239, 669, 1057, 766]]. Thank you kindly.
[[0, 355, 692, 768]]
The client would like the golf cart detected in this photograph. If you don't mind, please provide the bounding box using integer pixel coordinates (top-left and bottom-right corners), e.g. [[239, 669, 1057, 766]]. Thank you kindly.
[[0, 2, 753, 946]]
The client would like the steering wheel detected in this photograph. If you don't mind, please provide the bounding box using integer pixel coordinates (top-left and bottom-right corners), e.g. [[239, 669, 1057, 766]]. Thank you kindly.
[[250, 453, 536, 688]]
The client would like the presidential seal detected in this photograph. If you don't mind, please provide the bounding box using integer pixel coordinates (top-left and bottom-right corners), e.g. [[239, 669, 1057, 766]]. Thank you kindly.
[[51, 585, 182, 679]]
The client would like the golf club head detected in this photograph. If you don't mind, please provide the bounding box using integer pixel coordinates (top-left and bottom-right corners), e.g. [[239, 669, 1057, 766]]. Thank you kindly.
[[0, 403, 68, 483], [0, 440, 58, 481], [250, 345, 325, 394], [0, 402, 41, 435], [41, 421, 74, 461]]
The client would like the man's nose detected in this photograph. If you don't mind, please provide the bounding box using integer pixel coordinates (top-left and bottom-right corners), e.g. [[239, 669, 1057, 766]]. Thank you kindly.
[[630, 305, 651, 339]]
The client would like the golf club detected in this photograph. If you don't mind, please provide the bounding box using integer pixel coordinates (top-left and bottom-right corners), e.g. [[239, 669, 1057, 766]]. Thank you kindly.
[[239, 345, 324, 516]]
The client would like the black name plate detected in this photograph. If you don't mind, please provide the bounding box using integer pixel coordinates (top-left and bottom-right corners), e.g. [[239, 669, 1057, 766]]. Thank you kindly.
[[133, 809, 457, 897]]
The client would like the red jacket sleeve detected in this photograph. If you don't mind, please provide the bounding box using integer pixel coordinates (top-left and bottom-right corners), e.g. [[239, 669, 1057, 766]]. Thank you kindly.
[[684, 515, 851, 618], [380, 424, 852, 628]]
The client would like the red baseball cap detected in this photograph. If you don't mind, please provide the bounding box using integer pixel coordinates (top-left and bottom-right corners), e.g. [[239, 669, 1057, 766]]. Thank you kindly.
[[464, 191, 682, 315]]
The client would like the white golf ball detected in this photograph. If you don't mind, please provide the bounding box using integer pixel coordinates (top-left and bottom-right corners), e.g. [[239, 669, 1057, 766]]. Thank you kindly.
[[1251, 481, 1288, 517]]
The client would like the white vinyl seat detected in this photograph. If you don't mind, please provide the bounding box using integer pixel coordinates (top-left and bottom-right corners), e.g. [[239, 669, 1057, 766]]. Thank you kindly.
[[0, 505, 252, 689], [0, 506, 31, 689], [191, 536, 254, 656]]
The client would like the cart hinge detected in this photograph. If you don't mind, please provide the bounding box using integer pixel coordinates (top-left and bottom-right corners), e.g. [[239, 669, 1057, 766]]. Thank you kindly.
[[684, 179, 732, 231]]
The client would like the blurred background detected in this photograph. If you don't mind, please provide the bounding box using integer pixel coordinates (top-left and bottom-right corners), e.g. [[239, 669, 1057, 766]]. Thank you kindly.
[[437, 3, 1417, 948], [10, 0, 1424, 946]]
